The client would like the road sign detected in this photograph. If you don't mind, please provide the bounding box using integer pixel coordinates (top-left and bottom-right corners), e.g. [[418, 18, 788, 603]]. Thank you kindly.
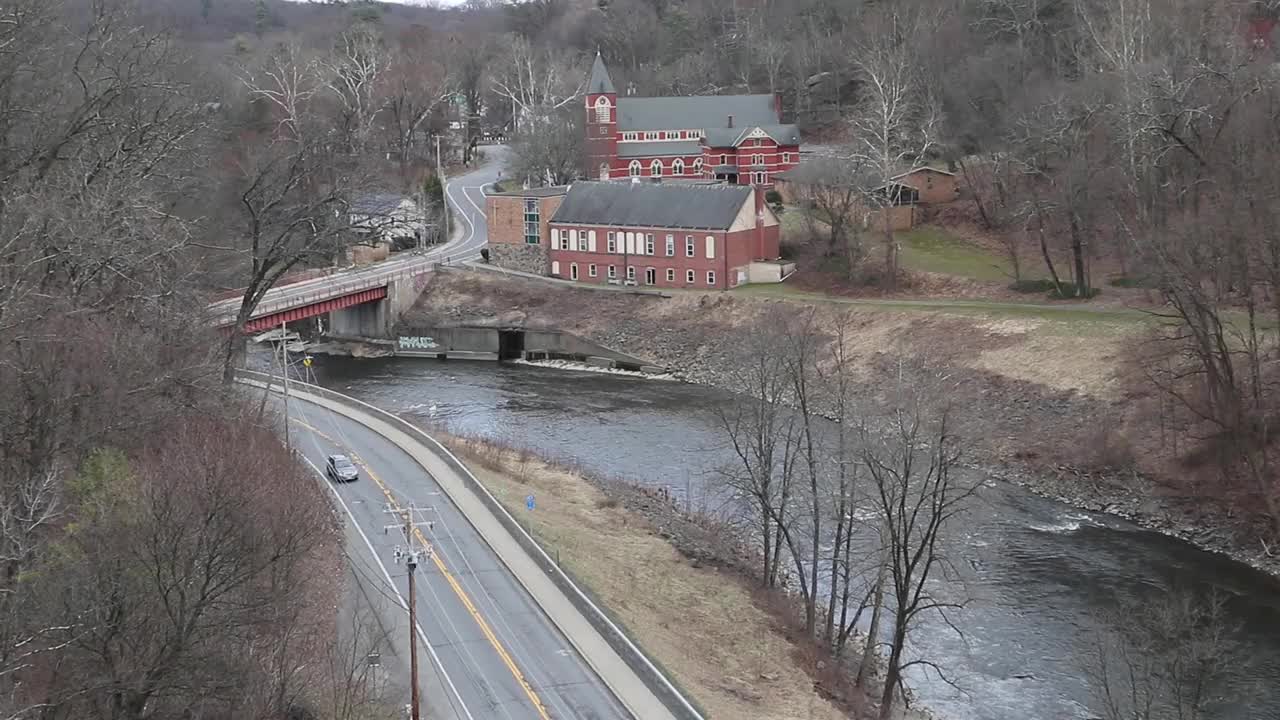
[[525, 494, 535, 511]]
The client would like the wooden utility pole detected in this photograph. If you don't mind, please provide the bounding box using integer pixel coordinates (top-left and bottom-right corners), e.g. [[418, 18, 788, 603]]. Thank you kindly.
[[280, 320, 291, 453], [436, 135, 450, 251], [384, 503, 436, 720]]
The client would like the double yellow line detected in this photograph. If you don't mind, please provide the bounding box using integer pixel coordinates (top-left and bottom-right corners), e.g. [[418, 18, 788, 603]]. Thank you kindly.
[[294, 418, 552, 720]]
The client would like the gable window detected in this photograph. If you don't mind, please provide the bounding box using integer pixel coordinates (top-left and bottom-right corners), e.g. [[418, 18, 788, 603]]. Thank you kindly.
[[629, 160, 642, 177], [665, 234, 675, 256], [607, 231, 616, 253], [666, 268, 675, 282], [594, 96, 612, 123], [673, 158, 685, 175], [685, 235, 695, 257], [650, 159, 662, 176], [645, 233, 655, 255]]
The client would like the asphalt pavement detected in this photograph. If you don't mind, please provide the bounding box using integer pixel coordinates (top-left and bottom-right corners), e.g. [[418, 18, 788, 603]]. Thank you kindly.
[[289, 393, 637, 720]]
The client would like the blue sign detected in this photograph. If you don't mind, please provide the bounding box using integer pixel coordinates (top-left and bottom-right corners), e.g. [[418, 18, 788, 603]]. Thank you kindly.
[[525, 494, 535, 511]]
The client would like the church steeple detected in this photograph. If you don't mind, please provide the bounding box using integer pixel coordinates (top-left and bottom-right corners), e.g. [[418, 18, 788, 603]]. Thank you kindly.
[[588, 52, 615, 95]]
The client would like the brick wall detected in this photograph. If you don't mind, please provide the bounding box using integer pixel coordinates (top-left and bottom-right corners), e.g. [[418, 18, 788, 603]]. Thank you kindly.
[[485, 193, 564, 246]]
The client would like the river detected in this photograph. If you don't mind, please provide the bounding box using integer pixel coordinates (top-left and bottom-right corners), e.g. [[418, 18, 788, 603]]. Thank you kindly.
[[307, 355, 1280, 720]]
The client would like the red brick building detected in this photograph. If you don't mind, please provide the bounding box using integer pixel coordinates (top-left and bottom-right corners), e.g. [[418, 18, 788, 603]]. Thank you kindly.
[[585, 54, 801, 187], [543, 181, 780, 290], [484, 186, 568, 275]]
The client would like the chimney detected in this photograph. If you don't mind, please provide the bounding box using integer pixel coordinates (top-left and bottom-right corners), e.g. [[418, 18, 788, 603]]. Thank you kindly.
[[727, 114, 734, 129]]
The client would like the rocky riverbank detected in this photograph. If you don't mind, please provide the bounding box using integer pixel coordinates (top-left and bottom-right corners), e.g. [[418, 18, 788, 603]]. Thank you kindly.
[[397, 270, 1280, 578]]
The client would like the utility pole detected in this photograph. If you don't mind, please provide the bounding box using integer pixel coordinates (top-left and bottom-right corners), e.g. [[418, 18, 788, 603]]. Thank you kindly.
[[385, 503, 436, 720], [280, 320, 291, 453], [436, 134, 450, 253]]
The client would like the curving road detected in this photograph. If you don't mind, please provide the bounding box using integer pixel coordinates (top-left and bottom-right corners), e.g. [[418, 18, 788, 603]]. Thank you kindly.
[[286, 390, 641, 720]]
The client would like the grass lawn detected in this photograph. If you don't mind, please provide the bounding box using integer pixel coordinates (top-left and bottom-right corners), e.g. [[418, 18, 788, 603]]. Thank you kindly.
[[897, 225, 1040, 282]]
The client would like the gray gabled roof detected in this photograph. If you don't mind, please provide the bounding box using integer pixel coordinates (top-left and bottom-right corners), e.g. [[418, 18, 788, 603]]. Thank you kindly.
[[617, 95, 779, 132], [489, 186, 569, 198], [551, 181, 752, 231], [351, 193, 413, 215], [617, 140, 703, 158], [588, 53, 615, 94], [703, 124, 802, 148]]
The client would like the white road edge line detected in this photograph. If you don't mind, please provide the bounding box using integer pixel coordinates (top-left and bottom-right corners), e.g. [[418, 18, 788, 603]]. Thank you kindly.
[[300, 454, 477, 720]]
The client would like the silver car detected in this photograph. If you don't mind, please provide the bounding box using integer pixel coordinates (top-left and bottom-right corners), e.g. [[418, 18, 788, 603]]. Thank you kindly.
[[325, 454, 358, 482]]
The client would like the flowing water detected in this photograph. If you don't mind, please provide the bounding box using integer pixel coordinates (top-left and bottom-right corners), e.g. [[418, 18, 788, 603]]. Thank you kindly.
[[307, 355, 1280, 720]]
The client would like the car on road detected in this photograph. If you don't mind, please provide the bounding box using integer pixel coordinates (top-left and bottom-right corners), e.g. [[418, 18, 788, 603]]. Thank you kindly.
[[325, 454, 359, 482]]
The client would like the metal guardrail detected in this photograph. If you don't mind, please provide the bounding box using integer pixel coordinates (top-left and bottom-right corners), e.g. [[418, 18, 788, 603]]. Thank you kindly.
[[236, 369, 706, 720], [208, 261, 434, 326]]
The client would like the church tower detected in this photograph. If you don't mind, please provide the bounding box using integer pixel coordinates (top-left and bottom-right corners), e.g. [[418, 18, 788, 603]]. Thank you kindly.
[[585, 53, 618, 180]]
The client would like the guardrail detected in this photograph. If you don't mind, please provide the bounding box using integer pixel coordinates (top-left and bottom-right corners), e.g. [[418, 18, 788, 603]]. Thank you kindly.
[[208, 261, 435, 327], [236, 369, 706, 720]]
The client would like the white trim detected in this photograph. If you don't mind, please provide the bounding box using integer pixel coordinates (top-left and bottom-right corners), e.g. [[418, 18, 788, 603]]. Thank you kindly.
[[587, 230, 597, 253], [705, 235, 715, 260], [628, 160, 642, 177], [649, 159, 662, 176]]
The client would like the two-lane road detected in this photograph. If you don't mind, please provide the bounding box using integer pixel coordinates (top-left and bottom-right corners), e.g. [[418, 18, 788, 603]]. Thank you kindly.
[[289, 394, 631, 720]]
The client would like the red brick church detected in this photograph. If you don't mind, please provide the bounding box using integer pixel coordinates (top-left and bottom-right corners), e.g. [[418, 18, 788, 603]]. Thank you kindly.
[[584, 54, 801, 187]]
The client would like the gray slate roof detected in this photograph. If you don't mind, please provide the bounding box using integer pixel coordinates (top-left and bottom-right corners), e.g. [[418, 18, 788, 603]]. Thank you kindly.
[[617, 140, 703, 158], [551, 181, 752, 230], [703, 124, 802, 148], [617, 95, 779, 132], [351, 193, 412, 215], [588, 53, 615, 94]]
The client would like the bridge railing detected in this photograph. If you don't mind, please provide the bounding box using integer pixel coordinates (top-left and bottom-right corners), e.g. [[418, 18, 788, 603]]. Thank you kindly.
[[208, 262, 434, 328], [236, 369, 707, 720]]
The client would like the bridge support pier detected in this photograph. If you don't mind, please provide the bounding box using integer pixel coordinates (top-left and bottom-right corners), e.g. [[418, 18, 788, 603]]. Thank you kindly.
[[327, 277, 423, 339]]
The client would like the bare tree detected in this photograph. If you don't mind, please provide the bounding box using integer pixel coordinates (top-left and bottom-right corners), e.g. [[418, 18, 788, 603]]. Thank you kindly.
[[491, 34, 583, 135], [1083, 588, 1243, 720], [847, 7, 943, 289], [321, 26, 388, 156], [861, 383, 976, 720], [383, 26, 453, 178]]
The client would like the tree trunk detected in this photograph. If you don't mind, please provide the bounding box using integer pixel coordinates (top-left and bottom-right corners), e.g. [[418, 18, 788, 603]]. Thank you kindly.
[[856, 558, 886, 689], [1069, 213, 1088, 297], [878, 619, 908, 720], [1036, 210, 1065, 297]]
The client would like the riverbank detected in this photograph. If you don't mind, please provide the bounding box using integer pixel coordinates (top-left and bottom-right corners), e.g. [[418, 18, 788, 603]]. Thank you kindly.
[[400, 270, 1279, 577], [431, 429, 938, 720]]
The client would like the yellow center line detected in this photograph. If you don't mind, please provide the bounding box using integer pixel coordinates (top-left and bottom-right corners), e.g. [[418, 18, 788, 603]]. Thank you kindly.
[[293, 417, 553, 720]]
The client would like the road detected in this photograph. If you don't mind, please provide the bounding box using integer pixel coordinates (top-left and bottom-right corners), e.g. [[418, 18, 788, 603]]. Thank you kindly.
[[207, 147, 503, 325], [287, 392, 635, 720]]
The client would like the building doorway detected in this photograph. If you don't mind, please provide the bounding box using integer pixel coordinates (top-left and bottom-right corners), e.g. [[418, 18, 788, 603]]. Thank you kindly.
[[645, 268, 656, 285], [570, 263, 579, 280]]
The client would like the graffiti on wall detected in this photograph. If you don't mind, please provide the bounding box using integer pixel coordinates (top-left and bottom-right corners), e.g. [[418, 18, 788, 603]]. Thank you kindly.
[[398, 336, 438, 350]]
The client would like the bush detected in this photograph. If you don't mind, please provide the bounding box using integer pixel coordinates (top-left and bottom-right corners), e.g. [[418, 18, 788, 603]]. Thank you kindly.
[[1009, 278, 1100, 299], [764, 189, 782, 205], [1109, 274, 1160, 289]]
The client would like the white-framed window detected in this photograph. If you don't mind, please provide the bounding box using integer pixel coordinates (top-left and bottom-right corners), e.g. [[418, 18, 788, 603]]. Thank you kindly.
[[705, 236, 715, 259], [753, 171, 768, 185], [666, 268, 675, 282], [720, 154, 728, 165], [559, 229, 570, 250], [569, 229, 578, 250], [570, 262, 579, 280], [645, 267, 656, 285], [665, 234, 675, 256], [645, 233, 655, 255], [693, 157, 703, 174], [782, 152, 792, 164], [751, 153, 764, 166], [589, 263, 597, 277], [551, 260, 560, 275], [588, 230, 597, 252], [608, 264, 616, 279], [686, 269, 695, 283], [646, 131, 659, 140], [625, 232, 635, 255], [626, 266, 636, 280], [685, 235, 695, 257], [707, 270, 716, 286], [650, 159, 662, 176], [673, 158, 685, 175], [607, 231, 616, 253], [594, 96, 612, 123], [629, 160, 642, 177]]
